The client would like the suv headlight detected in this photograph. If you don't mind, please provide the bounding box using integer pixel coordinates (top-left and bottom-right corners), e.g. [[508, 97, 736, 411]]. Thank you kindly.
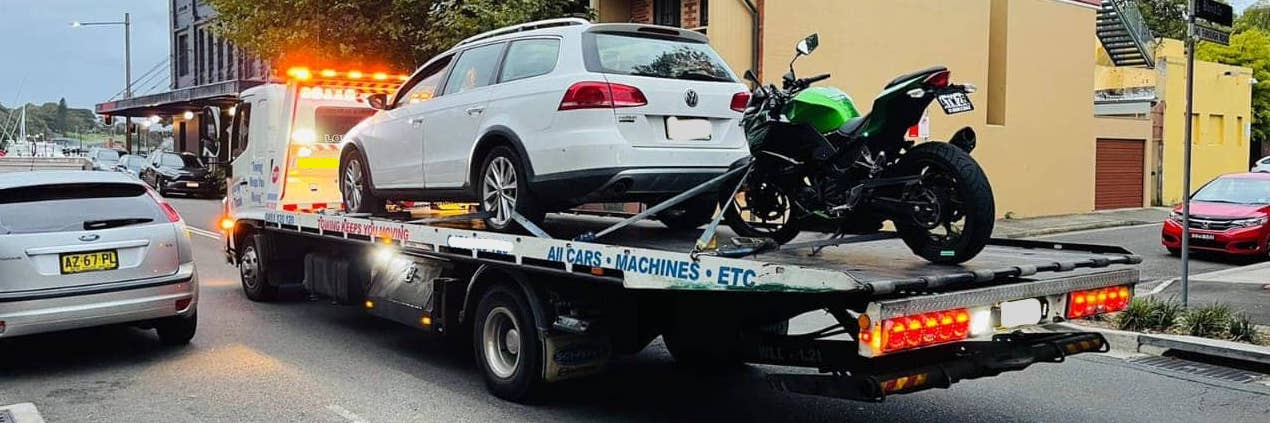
[[1230, 216, 1268, 228]]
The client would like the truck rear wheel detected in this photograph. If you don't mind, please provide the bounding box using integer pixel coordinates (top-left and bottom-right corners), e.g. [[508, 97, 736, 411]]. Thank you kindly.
[[238, 235, 279, 302], [473, 283, 545, 403]]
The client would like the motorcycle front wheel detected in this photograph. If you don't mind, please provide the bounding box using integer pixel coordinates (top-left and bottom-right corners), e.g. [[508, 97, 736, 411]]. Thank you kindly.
[[891, 142, 995, 264], [719, 177, 802, 244]]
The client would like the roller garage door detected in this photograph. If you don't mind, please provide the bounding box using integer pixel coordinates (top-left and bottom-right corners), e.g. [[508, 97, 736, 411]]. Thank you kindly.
[[1095, 139, 1145, 210]]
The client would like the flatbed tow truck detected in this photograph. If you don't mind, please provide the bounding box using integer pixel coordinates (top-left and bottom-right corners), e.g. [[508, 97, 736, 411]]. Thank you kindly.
[[219, 67, 1141, 403]]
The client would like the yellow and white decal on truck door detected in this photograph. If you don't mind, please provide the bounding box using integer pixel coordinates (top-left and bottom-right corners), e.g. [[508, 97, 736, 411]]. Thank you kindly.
[[276, 67, 405, 212]]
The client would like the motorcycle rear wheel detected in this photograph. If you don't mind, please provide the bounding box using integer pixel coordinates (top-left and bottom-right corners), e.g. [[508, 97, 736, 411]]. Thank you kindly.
[[719, 177, 802, 244], [891, 142, 994, 264]]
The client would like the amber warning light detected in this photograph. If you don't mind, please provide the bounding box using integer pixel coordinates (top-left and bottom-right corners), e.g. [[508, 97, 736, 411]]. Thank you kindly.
[[286, 66, 408, 83]]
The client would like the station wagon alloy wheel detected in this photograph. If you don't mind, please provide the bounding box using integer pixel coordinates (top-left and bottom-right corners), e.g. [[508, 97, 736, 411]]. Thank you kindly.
[[482, 156, 518, 227], [343, 158, 365, 212]]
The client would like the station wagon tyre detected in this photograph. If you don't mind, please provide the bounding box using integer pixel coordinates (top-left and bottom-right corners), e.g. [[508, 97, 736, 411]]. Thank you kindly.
[[238, 236, 279, 301], [1167, 247, 1181, 257], [341, 150, 385, 214], [479, 146, 544, 232], [473, 283, 545, 403], [655, 195, 717, 230], [156, 311, 197, 346], [891, 142, 994, 265]]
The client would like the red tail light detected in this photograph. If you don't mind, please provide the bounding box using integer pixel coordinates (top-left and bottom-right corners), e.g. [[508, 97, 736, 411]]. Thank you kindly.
[[558, 81, 647, 110], [146, 188, 182, 222], [730, 92, 751, 112], [875, 308, 970, 354], [924, 70, 951, 88], [1066, 285, 1132, 319], [175, 298, 192, 312]]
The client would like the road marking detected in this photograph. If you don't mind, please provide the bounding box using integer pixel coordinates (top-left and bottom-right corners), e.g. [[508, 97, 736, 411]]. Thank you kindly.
[[1147, 278, 1177, 296], [326, 404, 367, 423], [186, 226, 222, 240]]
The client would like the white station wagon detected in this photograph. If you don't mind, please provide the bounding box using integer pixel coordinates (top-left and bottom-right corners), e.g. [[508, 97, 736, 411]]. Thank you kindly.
[[339, 18, 751, 230]]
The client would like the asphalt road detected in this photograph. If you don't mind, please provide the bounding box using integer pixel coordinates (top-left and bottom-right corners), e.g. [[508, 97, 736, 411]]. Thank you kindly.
[[2, 199, 1269, 423]]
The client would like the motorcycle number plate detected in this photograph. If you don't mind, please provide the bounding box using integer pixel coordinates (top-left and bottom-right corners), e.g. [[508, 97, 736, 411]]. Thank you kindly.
[[937, 92, 974, 114], [665, 117, 713, 141]]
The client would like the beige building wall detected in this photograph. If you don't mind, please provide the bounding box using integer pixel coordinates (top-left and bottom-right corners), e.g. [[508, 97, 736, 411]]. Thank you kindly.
[[758, 0, 1099, 217]]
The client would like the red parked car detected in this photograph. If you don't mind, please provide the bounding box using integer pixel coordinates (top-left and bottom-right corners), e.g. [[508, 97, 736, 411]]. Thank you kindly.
[[1162, 172, 1270, 257]]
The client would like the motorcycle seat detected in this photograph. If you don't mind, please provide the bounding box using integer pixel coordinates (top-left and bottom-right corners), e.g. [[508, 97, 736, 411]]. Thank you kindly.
[[837, 116, 867, 138], [884, 65, 948, 89]]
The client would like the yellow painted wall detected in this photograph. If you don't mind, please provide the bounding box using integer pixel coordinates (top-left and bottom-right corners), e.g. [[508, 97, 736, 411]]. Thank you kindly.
[[1151, 40, 1253, 204], [756, 0, 1098, 217]]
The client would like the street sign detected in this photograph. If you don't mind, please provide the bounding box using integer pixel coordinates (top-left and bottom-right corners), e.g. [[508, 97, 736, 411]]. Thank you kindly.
[[1196, 24, 1231, 46], [1193, 0, 1234, 27]]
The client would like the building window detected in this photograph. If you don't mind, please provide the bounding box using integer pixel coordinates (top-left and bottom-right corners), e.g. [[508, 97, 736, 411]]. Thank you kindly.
[[177, 34, 190, 76], [194, 29, 203, 85], [701, 0, 709, 27], [654, 0, 681, 27], [217, 37, 225, 81]]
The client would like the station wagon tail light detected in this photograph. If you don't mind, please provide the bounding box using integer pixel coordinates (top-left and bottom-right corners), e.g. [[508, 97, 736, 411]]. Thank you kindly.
[[146, 188, 182, 222], [924, 70, 950, 88], [1066, 285, 1131, 319], [861, 308, 971, 356], [730, 92, 751, 112], [558, 81, 647, 110]]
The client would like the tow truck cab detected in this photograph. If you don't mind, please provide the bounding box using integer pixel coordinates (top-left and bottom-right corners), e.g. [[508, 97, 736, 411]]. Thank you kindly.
[[224, 67, 405, 221], [216, 67, 1140, 405]]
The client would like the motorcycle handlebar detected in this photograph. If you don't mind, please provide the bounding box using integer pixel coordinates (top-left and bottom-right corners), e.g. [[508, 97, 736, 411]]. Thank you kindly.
[[802, 73, 831, 85]]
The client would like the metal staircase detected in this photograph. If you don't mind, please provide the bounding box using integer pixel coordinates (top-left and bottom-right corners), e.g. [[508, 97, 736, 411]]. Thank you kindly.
[[1097, 0, 1156, 68]]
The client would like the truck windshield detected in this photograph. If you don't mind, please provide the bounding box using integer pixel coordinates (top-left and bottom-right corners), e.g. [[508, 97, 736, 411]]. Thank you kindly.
[[315, 107, 375, 144], [584, 33, 735, 82]]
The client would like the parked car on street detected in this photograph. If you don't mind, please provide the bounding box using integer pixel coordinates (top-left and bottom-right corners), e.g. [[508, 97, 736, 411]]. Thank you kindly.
[[1162, 172, 1270, 257], [0, 171, 198, 344], [1252, 156, 1270, 173], [339, 19, 751, 230], [87, 147, 125, 171], [141, 151, 219, 198], [114, 154, 150, 177]]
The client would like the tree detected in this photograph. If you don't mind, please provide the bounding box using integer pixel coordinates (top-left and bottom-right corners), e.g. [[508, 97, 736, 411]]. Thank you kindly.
[[206, 0, 589, 71], [54, 98, 68, 134], [1237, 0, 1270, 32], [1137, 0, 1189, 39], [1197, 28, 1270, 144]]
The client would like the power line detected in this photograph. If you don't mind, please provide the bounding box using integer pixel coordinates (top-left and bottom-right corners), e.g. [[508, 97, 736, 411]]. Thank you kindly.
[[105, 58, 170, 101]]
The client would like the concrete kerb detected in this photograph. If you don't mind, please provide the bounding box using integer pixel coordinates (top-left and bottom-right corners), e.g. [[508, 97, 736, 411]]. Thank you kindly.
[[0, 403, 45, 423], [1048, 322, 1270, 366]]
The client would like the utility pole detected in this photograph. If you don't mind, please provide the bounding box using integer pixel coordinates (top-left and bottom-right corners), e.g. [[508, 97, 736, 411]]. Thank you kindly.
[[1180, 1, 1196, 307]]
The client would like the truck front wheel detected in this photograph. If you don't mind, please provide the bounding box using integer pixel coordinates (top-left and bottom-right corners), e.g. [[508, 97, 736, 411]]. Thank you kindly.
[[238, 235, 279, 302], [473, 284, 545, 403]]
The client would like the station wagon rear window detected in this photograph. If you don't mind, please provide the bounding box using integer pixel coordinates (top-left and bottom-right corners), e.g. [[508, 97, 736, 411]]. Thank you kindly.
[[0, 183, 167, 234], [583, 33, 735, 82]]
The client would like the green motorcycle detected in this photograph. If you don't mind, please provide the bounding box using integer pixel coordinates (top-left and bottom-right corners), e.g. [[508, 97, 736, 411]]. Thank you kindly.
[[722, 34, 994, 264]]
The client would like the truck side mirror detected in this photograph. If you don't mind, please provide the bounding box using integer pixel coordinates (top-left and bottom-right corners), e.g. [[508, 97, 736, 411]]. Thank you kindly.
[[367, 93, 389, 110]]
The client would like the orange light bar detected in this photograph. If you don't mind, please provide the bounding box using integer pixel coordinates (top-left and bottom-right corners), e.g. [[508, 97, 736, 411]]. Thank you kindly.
[[319, 69, 337, 77], [1066, 285, 1131, 319], [348, 70, 363, 79], [287, 66, 312, 81], [372, 72, 388, 81]]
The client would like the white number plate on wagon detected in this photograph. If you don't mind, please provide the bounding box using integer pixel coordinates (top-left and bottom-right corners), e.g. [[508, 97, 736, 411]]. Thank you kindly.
[[665, 116, 713, 141]]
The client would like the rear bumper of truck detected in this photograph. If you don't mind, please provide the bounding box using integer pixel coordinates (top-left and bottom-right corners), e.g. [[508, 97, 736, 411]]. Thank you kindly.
[[767, 331, 1108, 401]]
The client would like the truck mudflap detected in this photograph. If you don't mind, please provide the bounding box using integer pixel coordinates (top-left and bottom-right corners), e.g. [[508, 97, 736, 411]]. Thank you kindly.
[[767, 331, 1108, 402]]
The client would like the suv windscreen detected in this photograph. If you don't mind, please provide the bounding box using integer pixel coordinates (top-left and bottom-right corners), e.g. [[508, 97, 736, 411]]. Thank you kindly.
[[161, 153, 204, 169], [315, 107, 376, 144], [583, 33, 735, 82], [0, 183, 167, 234]]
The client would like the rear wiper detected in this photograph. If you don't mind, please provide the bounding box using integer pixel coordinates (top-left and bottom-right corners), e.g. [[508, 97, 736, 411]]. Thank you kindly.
[[84, 217, 154, 230], [675, 70, 732, 82]]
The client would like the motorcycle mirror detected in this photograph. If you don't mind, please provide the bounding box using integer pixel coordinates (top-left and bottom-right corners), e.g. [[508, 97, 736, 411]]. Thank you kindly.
[[796, 33, 819, 56]]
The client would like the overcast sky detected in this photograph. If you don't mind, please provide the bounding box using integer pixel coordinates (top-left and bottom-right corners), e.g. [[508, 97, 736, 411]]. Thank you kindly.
[[0, 1, 168, 109], [0, 0, 1262, 110]]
